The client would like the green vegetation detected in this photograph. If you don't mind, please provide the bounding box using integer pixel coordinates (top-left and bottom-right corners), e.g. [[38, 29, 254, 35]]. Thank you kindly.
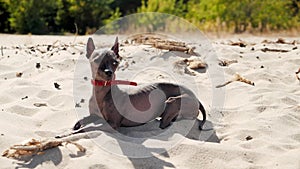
[[0, 0, 299, 34]]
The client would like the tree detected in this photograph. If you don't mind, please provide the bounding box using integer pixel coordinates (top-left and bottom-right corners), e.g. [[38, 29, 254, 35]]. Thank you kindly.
[[5, 0, 58, 34], [56, 0, 115, 34], [185, 0, 222, 31], [0, 0, 11, 32]]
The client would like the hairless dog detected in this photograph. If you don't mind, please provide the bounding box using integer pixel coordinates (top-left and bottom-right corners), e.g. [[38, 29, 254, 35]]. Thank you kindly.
[[73, 37, 206, 132]]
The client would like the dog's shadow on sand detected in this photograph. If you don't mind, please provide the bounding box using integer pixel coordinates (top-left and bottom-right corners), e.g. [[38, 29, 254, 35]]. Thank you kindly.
[[103, 118, 219, 169], [14, 147, 62, 169], [18, 119, 218, 169]]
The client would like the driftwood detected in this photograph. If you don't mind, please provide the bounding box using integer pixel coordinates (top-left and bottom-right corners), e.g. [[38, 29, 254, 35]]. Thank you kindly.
[[2, 131, 103, 159], [2, 138, 85, 159], [216, 73, 255, 88], [174, 58, 207, 76], [154, 43, 191, 52], [183, 58, 207, 70], [125, 33, 197, 55]]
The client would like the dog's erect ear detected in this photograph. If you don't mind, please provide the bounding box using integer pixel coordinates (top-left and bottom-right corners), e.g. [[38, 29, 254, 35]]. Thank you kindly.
[[86, 38, 95, 59], [111, 37, 119, 58]]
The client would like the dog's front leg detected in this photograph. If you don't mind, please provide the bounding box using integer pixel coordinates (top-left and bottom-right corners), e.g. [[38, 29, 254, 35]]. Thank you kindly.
[[106, 115, 123, 131], [73, 114, 101, 130]]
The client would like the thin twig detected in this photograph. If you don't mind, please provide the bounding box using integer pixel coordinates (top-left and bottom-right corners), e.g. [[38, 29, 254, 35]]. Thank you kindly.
[[218, 59, 238, 66], [261, 48, 289, 53], [1, 46, 3, 56], [72, 23, 78, 45], [216, 73, 255, 88]]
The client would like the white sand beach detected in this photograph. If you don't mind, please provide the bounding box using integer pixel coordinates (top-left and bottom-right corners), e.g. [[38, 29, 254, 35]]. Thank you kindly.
[[0, 33, 299, 169]]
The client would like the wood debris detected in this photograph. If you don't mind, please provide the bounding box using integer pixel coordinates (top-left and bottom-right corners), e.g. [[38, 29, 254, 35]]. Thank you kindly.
[[2, 138, 86, 159], [245, 135, 253, 141], [174, 58, 207, 76], [1, 46, 3, 56], [183, 59, 207, 70], [229, 40, 247, 47], [33, 103, 47, 107], [262, 38, 297, 45], [216, 73, 255, 88], [10, 40, 85, 58], [125, 33, 197, 55], [36, 63, 41, 69], [2, 129, 104, 160], [54, 82, 61, 90], [16, 72, 23, 77], [261, 48, 289, 53], [218, 59, 238, 66], [21, 96, 28, 100]]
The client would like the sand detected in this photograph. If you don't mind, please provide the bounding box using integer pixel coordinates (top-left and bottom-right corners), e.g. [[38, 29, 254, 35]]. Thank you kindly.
[[0, 33, 299, 169]]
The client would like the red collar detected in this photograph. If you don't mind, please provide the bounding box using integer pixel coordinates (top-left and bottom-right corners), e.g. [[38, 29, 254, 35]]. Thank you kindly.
[[91, 79, 137, 86]]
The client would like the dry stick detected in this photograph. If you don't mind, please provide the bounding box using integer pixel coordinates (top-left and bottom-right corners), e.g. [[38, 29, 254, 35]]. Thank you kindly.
[[215, 80, 234, 88], [153, 42, 196, 55], [154, 43, 189, 52], [155, 39, 186, 47], [216, 73, 255, 88], [2, 131, 102, 159], [219, 59, 238, 66], [1, 46, 3, 56], [72, 23, 79, 45], [3, 139, 64, 159], [2, 139, 83, 159], [261, 48, 289, 53], [262, 38, 297, 45]]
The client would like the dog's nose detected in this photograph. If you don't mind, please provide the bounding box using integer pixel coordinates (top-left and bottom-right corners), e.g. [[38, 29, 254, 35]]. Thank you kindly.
[[104, 69, 113, 77]]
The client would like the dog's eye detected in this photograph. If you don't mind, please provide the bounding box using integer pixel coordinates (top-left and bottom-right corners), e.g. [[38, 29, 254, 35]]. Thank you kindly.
[[112, 61, 119, 66]]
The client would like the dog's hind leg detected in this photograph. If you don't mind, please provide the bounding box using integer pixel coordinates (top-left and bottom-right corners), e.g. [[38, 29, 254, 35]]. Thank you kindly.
[[159, 96, 181, 129], [73, 114, 101, 130], [161, 94, 205, 130]]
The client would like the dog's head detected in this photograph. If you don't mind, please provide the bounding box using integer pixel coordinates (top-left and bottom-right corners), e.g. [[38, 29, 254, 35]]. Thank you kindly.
[[86, 37, 120, 81]]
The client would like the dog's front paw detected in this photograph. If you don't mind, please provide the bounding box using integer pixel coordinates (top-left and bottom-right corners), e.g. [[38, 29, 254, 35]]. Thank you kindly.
[[73, 114, 102, 130], [159, 122, 171, 129], [73, 120, 83, 130]]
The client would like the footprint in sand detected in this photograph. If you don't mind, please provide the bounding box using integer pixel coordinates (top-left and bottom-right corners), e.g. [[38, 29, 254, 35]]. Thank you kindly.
[[7, 105, 39, 116], [36, 89, 55, 99], [280, 96, 298, 106]]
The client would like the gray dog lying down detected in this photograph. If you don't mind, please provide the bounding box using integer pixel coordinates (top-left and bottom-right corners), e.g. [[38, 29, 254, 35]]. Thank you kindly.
[[73, 37, 206, 132]]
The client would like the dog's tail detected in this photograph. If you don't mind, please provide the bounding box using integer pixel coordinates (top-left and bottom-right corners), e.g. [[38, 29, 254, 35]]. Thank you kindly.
[[198, 101, 206, 130]]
